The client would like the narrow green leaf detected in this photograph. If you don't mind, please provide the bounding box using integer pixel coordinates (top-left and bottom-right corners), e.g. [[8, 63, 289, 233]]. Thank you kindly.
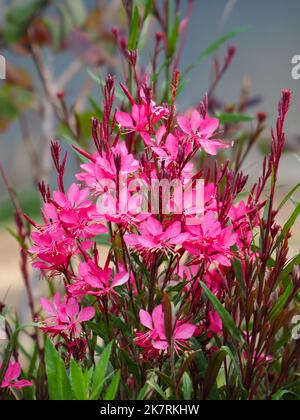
[[147, 380, 167, 399], [200, 282, 242, 343], [90, 342, 113, 400], [182, 372, 193, 400], [70, 358, 88, 400], [269, 279, 294, 321], [45, 338, 72, 400], [278, 182, 300, 211], [128, 6, 140, 51], [203, 349, 227, 400], [217, 113, 255, 125], [104, 370, 121, 400], [274, 203, 300, 248]]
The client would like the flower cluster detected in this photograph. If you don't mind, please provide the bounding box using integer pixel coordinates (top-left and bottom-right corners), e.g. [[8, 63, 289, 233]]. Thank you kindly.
[[26, 76, 264, 363]]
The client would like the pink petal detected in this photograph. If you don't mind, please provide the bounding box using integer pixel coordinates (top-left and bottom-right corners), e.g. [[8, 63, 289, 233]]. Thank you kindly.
[[139, 309, 153, 329], [153, 340, 169, 350], [53, 191, 68, 208], [199, 117, 219, 136], [190, 110, 202, 133], [68, 183, 80, 207], [85, 275, 103, 288], [174, 323, 196, 339], [146, 217, 163, 236], [77, 306, 95, 322], [116, 112, 134, 128], [177, 116, 192, 134], [40, 298, 55, 316], [6, 362, 21, 381], [111, 271, 129, 288], [11, 380, 33, 389], [164, 134, 178, 158]]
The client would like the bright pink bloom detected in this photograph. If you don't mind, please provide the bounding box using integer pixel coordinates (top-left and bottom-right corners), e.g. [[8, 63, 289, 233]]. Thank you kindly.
[[136, 305, 195, 351], [144, 125, 178, 164], [40, 293, 95, 337], [184, 211, 237, 267], [125, 217, 190, 255], [0, 361, 32, 390], [116, 88, 168, 143], [177, 110, 231, 155]]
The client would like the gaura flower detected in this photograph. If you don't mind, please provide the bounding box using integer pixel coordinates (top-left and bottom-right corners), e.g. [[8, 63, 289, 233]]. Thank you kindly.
[[125, 217, 190, 255], [40, 293, 95, 337], [183, 211, 237, 267], [177, 110, 231, 156], [0, 361, 32, 390], [135, 304, 196, 351]]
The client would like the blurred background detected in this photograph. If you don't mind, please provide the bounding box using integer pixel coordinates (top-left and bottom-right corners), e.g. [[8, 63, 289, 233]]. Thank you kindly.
[[0, 0, 300, 312]]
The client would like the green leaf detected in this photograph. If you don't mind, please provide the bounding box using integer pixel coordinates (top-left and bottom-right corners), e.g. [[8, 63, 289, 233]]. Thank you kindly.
[[90, 342, 113, 400], [217, 113, 255, 125], [272, 389, 296, 400], [104, 370, 121, 400], [147, 379, 167, 399], [200, 282, 243, 343], [182, 372, 193, 400], [137, 383, 149, 400], [70, 358, 88, 400], [167, 15, 180, 58], [277, 254, 300, 285], [128, 6, 140, 51], [203, 349, 227, 400], [274, 203, 300, 248], [278, 182, 300, 211], [45, 338, 72, 400], [66, 0, 87, 26], [269, 278, 294, 321]]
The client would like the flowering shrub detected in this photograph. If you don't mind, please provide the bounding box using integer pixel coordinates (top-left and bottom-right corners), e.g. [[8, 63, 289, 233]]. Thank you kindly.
[[1, 1, 300, 402]]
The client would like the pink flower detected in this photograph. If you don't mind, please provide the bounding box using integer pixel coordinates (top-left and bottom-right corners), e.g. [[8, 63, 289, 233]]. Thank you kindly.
[[125, 217, 190, 255], [116, 89, 168, 143], [40, 293, 95, 337], [177, 110, 231, 155], [69, 261, 129, 296], [145, 125, 178, 164], [184, 211, 237, 267], [0, 361, 32, 390], [136, 305, 196, 351]]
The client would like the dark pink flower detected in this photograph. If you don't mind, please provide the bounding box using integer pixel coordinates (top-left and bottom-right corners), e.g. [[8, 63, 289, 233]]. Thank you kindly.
[[136, 305, 196, 351], [0, 361, 32, 390], [125, 217, 190, 255], [184, 211, 237, 267], [178, 110, 231, 155], [40, 293, 95, 337]]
